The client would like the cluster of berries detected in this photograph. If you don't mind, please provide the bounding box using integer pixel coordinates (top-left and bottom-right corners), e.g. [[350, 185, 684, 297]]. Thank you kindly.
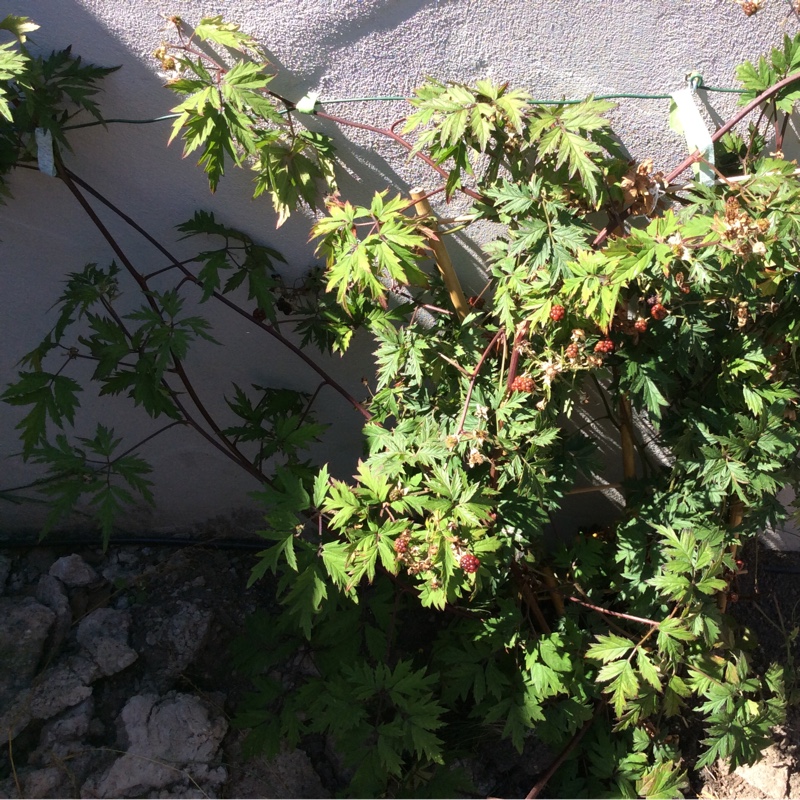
[[594, 339, 615, 355], [510, 375, 535, 393]]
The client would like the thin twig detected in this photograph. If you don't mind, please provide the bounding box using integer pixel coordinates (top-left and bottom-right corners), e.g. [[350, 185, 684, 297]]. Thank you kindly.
[[63, 169, 372, 422], [56, 165, 267, 484], [505, 321, 530, 391], [455, 329, 504, 435], [566, 483, 622, 495], [566, 596, 659, 627], [525, 700, 606, 799], [315, 109, 484, 203]]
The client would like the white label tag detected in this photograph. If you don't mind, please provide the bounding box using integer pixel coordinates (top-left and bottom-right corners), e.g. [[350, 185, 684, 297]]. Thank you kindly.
[[35, 128, 56, 177], [295, 91, 319, 114], [669, 88, 715, 185]]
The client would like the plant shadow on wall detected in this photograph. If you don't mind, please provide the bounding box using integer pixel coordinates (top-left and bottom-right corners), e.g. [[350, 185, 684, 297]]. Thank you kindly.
[[5, 11, 800, 799]]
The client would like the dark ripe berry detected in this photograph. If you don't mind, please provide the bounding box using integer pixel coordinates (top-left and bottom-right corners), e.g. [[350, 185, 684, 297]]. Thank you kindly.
[[277, 297, 292, 315], [460, 553, 481, 573], [510, 375, 535, 393], [549, 304, 566, 322], [467, 295, 485, 310], [594, 338, 615, 354], [394, 533, 411, 554], [634, 318, 648, 333], [729, 592, 739, 603], [252, 307, 267, 323], [565, 343, 579, 359], [650, 303, 668, 321]]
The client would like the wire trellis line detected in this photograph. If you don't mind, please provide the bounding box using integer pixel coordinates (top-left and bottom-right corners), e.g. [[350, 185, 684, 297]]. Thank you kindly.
[[60, 80, 749, 131]]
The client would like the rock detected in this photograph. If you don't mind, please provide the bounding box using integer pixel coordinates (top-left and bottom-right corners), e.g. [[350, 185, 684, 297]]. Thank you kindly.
[[735, 745, 790, 799], [77, 608, 137, 676], [81, 693, 228, 798], [225, 742, 331, 799], [28, 658, 95, 720], [142, 601, 212, 689], [0, 776, 21, 798], [0, 597, 55, 740], [22, 767, 64, 799], [35, 574, 71, 660], [31, 697, 94, 764], [49, 554, 98, 587], [0, 598, 55, 689]]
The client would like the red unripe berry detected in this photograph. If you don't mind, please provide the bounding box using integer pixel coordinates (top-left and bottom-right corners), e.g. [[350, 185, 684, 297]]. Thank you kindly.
[[460, 554, 480, 573], [594, 339, 615, 354], [510, 375, 535, 393], [550, 305, 566, 322], [565, 343, 579, 359], [728, 592, 739, 603], [253, 307, 267, 323], [650, 303, 668, 321], [634, 318, 648, 333], [394, 534, 411, 554]]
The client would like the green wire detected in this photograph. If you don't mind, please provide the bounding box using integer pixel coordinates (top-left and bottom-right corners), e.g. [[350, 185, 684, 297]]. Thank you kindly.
[[317, 95, 407, 105], [58, 83, 748, 131]]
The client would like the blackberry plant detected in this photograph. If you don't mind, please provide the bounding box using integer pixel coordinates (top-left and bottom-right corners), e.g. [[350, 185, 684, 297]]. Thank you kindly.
[[4, 13, 800, 798]]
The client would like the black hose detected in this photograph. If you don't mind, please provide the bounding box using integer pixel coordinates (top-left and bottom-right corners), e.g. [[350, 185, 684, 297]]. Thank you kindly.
[[0, 535, 268, 551]]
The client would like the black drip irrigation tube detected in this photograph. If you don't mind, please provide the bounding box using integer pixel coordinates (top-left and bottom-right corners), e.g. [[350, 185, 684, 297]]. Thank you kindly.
[[0, 534, 269, 551]]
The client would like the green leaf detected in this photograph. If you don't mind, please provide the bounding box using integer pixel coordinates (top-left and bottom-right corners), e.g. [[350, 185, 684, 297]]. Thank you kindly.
[[193, 16, 258, 51], [636, 761, 687, 800], [3, 372, 82, 457], [587, 632, 633, 663]]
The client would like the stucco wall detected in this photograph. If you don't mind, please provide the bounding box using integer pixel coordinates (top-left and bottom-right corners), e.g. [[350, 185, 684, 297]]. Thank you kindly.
[[1, 0, 798, 539]]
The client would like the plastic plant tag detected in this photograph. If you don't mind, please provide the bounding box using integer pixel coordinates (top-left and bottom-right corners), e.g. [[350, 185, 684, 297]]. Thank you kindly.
[[669, 88, 715, 185], [295, 91, 320, 114], [35, 128, 56, 177]]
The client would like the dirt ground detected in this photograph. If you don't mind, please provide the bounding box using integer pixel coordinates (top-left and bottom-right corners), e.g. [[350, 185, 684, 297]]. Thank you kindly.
[[2, 524, 800, 799]]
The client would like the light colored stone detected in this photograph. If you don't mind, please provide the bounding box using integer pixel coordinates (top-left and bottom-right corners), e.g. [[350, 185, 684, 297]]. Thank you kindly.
[[32, 697, 94, 764], [0, 597, 55, 739], [0, 598, 55, 688], [81, 693, 228, 799], [49, 554, 98, 587], [144, 601, 212, 689], [77, 607, 137, 676], [735, 745, 790, 799], [28, 662, 93, 720]]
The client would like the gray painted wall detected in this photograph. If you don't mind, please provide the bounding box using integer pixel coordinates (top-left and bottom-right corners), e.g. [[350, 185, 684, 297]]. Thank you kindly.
[[1, 0, 798, 542]]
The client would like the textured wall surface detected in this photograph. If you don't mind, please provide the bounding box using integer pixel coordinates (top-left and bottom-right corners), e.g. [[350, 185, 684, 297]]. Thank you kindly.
[[1, 0, 798, 538]]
